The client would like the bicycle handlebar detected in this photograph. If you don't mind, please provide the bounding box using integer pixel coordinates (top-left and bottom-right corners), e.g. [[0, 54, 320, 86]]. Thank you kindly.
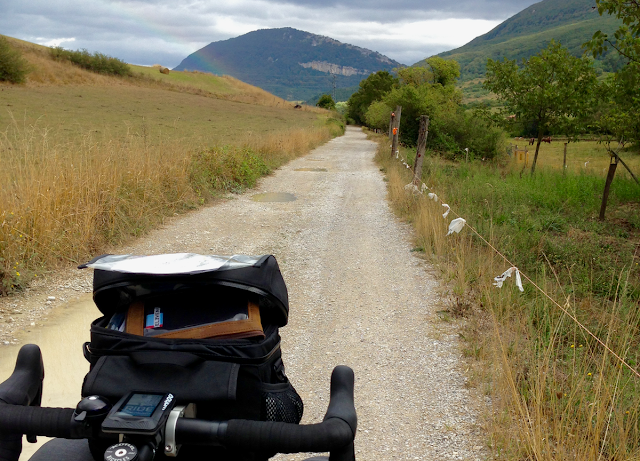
[[0, 345, 357, 461], [176, 365, 356, 455], [0, 344, 45, 461]]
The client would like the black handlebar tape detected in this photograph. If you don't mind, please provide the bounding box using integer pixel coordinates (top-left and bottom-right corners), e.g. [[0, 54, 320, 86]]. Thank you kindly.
[[223, 418, 353, 454], [0, 405, 74, 439], [0, 345, 46, 461], [322, 366, 357, 433], [0, 432, 22, 461], [0, 344, 44, 407], [175, 365, 357, 454], [222, 365, 356, 454]]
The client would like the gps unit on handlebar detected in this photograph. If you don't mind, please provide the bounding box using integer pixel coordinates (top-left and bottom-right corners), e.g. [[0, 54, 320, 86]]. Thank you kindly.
[[102, 392, 175, 436], [0, 345, 357, 461]]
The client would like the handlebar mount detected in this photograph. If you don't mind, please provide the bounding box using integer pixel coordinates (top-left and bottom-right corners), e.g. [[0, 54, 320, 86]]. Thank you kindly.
[[0, 345, 357, 461]]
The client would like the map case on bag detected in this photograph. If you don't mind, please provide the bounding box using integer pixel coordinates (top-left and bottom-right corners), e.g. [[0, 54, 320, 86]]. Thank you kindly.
[[78, 253, 303, 461]]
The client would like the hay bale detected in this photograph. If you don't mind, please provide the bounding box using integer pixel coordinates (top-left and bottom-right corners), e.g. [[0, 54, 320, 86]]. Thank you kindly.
[[159, 67, 170, 74]]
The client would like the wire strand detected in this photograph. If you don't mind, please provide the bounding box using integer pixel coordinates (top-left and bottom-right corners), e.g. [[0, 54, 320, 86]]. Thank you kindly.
[[394, 150, 640, 380]]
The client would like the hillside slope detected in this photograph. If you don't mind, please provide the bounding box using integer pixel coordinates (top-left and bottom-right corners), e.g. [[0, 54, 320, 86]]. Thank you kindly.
[[2, 34, 300, 110], [173, 27, 401, 101], [0, 35, 325, 147], [417, 0, 622, 80]]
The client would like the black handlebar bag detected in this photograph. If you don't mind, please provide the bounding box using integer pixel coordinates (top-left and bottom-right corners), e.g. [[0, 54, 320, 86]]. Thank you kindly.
[[79, 254, 303, 461]]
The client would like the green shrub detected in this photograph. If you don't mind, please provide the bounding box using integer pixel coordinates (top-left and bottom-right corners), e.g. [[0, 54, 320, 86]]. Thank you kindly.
[[316, 94, 336, 110], [0, 37, 30, 83], [433, 109, 506, 159], [50, 47, 132, 76], [364, 100, 391, 131]]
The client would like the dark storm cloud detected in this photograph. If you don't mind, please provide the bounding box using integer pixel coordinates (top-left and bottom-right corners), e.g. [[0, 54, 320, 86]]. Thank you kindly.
[[0, 0, 539, 67]]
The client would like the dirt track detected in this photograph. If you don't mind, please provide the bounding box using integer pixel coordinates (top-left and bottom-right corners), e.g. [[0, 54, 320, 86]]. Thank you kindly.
[[0, 127, 487, 460]]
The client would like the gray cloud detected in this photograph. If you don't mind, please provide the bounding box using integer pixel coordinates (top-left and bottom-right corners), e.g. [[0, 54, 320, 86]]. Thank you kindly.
[[259, 0, 537, 20], [1, 0, 539, 67]]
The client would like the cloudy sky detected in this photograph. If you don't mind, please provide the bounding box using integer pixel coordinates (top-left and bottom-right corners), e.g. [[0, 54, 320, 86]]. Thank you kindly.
[[2, 0, 540, 67]]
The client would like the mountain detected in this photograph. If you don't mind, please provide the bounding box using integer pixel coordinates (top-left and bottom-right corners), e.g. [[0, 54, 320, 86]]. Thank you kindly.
[[416, 0, 623, 80], [174, 27, 402, 101]]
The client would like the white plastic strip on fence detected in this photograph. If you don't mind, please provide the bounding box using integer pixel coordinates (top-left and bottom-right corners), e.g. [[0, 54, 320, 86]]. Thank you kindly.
[[446, 217, 466, 236], [391, 144, 640, 379], [442, 204, 451, 219], [493, 267, 524, 292]]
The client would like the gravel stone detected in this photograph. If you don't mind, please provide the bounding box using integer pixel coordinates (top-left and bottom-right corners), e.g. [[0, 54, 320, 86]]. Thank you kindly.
[[0, 127, 488, 460]]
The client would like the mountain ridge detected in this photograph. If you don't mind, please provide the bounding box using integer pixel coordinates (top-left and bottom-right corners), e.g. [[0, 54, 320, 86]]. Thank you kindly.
[[416, 0, 623, 80], [174, 27, 401, 101]]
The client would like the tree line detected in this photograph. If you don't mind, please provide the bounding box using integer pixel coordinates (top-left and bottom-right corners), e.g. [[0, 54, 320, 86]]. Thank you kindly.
[[346, 57, 504, 160], [346, 0, 640, 177]]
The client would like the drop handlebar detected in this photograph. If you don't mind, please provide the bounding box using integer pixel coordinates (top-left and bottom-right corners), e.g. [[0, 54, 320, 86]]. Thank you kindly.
[[0, 345, 357, 461]]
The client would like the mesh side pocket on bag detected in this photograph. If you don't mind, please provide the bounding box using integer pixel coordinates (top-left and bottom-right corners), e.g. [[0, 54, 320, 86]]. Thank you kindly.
[[261, 381, 304, 424]]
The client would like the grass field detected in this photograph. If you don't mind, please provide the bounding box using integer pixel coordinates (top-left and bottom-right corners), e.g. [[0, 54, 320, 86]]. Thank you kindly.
[[374, 131, 640, 460], [0, 36, 342, 294], [0, 84, 319, 147], [509, 139, 640, 180]]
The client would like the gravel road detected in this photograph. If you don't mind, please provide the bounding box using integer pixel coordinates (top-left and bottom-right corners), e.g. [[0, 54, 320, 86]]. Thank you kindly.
[[0, 127, 487, 460]]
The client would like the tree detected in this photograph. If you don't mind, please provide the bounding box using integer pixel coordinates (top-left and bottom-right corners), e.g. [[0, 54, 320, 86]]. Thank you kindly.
[[396, 57, 460, 88], [423, 56, 460, 86], [585, 0, 640, 64], [396, 66, 433, 87], [379, 83, 461, 145], [346, 70, 397, 125], [588, 64, 640, 219], [484, 40, 597, 174], [363, 100, 391, 131], [584, 0, 640, 147], [316, 94, 336, 110], [0, 36, 29, 84], [583, 2, 640, 219]]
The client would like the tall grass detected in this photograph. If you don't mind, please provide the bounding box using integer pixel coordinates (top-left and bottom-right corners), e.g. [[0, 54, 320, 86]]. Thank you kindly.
[[0, 118, 342, 294], [374, 133, 640, 460]]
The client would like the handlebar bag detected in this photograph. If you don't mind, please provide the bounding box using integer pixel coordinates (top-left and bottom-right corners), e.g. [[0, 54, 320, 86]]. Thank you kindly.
[[79, 254, 303, 461]]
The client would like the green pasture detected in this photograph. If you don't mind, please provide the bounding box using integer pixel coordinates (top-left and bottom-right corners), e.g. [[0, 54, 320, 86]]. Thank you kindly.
[[0, 84, 318, 147], [401, 144, 640, 300], [509, 139, 640, 179], [131, 65, 237, 95]]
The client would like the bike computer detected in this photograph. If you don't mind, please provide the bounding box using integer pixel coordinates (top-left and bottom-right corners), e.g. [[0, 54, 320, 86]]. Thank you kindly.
[[102, 392, 175, 435]]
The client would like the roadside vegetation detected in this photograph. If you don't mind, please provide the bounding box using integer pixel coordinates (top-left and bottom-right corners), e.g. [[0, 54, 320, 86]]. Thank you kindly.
[[348, 58, 504, 160], [0, 36, 30, 84], [376, 138, 639, 460], [0, 35, 343, 295], [357, 2, 640, 459]]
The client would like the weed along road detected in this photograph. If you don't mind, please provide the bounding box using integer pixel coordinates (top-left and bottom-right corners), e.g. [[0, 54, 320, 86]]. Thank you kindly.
[[0, 127, 486, 460]]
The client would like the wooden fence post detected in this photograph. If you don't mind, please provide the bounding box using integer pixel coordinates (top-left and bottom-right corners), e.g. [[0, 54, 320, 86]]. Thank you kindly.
[[599, 157, 619, 221], [563, 143, 568, 173], [390, 106, 402, 157], [412, 116, 429, 185]]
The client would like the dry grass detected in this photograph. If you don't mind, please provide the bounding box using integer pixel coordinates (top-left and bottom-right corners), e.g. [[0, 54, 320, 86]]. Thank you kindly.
[[0, 119, 341, 293], [510, 139, 640, 179], [373, 132, 640, 461], [2, 34, 324, 112], [0, 34, 344, 293]]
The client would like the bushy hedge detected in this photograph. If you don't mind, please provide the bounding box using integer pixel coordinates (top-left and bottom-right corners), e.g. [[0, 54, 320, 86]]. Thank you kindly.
[[0, 36, 30, 83], [431, 110, 506, 160], [365, 83, 506, 159], [50, 47, 132, 76]]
